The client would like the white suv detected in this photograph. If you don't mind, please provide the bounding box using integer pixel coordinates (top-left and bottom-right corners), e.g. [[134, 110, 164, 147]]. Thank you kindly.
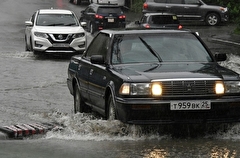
[[25, 9, 86, 55]]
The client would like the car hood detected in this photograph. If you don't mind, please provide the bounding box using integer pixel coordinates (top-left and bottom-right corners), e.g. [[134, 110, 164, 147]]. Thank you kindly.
[[33, 26, 85, 33], [113, 62, 239, 82]]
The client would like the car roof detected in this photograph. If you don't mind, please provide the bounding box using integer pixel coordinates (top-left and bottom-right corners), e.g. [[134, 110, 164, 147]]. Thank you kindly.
[[38, 9, 73, 14], [90, 3, 120, 8], [100, 29, 191, 35]]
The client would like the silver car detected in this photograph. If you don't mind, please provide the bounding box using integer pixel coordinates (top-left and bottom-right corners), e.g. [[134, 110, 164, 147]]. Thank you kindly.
[[25, 9, 86, 55]]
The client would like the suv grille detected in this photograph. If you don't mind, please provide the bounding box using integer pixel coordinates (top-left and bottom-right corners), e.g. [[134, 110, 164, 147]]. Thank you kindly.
[[48, 34, 73, 44], [162, 80, 215, 96]]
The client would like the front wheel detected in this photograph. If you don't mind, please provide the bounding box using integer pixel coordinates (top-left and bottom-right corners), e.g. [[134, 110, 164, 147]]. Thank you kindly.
[[107, 94, 117, 120], [206, 13, 220, 26], [74, 84, 87, 113]]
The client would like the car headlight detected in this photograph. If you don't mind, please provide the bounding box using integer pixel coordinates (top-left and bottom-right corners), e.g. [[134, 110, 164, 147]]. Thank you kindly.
[[73, 33, 85, 39], [225, 81, 240, 93], [34, 32, 48, 38], [220, 7, 228, 12], [215, 81, 225, 94], [119, 82, 162, 96]]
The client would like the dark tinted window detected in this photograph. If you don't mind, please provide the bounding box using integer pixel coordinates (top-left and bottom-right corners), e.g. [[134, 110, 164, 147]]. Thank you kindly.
[[150, 15, 179, 24], [97, 7, 123, 14]]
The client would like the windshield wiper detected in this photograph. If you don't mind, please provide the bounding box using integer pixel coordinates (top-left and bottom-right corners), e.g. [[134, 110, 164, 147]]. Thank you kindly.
[[139, 37, 162, 62]]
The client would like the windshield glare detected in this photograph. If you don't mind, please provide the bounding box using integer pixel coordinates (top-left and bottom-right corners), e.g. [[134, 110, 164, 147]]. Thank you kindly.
[[36, 14, 79, 26], [112, 33, 212, 64]]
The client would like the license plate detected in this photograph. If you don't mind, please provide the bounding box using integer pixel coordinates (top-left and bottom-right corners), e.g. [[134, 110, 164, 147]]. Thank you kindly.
[[170, 100, 211, 110], [107, 18, 114, 22], [52, 43, 69, 47]]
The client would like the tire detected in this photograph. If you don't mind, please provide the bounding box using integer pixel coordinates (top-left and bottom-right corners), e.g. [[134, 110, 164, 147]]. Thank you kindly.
[[107, 94, 117, 120], [90, 23, 95, 34], [25, 36, 29, 51], [76, 0, 81, 5], [69, 0, 73, 3], [206, 13, 220, 26], [74, 84, 84, 113]]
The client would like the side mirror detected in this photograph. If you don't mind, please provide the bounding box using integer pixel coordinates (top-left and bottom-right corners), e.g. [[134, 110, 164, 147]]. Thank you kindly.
[[80, 22, 87, 27], [25, 21, 33, 26], [215, 53, 227, 62], [90, 55, 105, 64]]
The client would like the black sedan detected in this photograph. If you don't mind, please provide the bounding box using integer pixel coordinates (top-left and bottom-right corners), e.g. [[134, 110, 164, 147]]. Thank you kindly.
[[67, 29, 240, 125]]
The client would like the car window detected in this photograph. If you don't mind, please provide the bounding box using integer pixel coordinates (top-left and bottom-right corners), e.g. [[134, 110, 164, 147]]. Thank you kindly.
[[85, 33, 110, 60], [167, 0, 183, 4], [154, 0, 167, 3], [97, 7, 123, 14], [184, 0, 199, 4], [36, 14, 79, 26], [150, 15, 179, 24], [112, 33, 212, 64], [31, 12, 36, 24]]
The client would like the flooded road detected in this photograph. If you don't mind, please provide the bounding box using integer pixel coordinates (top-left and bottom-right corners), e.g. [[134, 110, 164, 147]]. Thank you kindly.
[[1, 0, 240, 157]]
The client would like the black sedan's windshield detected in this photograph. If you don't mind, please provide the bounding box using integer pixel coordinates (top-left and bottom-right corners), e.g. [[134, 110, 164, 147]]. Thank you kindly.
[[36, 14, 79, 26], [112, 33, 212, 64]]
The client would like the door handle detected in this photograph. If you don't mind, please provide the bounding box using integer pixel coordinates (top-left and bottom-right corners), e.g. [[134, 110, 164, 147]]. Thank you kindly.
[[90, 69, 93, 75]]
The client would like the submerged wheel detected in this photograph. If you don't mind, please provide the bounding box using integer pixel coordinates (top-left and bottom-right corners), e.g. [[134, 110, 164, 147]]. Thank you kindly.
[[74, 84, 85, 113], [206, 13, 220, 26], [107, 94, 117, 120]]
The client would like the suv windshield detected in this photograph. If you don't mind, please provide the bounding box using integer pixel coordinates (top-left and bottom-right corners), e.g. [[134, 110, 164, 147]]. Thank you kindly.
[[36, 14, 79, 26], [112, 33, 212, 64], [97, 7, 123, 14]]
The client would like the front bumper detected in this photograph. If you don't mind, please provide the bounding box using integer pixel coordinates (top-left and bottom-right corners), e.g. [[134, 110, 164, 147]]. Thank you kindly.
[[33, 36, 86, 54], [115, 97, 240, 125]]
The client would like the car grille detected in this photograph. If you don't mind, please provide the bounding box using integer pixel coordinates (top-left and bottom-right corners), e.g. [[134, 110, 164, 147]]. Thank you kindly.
[[162, 80, 215, 96], [48, 34, 73, 44]]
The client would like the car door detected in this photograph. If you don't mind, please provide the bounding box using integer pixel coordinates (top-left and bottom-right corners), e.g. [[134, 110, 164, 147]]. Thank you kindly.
[[80, 6, 95, 28], [85, 33, 110, 111], [25, 12, 36, 48], [182, 0, 202, 20]]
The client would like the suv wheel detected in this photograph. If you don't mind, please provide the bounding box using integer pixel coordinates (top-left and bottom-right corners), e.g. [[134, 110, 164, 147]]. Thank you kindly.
[[206, 13, 219, 26], [107, 94, 117, 120]]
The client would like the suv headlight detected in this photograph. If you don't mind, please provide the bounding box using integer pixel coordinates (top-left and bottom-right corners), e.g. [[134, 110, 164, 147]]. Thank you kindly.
[[73, 33, 85, 39], [225, 81, 240, 93], [34, 32, 48, 38], [220, 7, 228, 12], [119, 82, 162, 96]]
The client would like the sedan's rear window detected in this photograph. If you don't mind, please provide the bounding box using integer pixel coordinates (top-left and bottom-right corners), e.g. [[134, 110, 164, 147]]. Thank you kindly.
[[112, 33, 212, 64], [150, 15, 179, 24], [97, 7, 123, 14]]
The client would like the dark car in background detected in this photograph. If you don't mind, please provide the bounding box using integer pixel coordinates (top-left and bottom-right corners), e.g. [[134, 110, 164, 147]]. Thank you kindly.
[[79, 3, 126, 34], [142, 0, 229, 26], [67, 29, 240, 125], [135, 12, 183, 29]]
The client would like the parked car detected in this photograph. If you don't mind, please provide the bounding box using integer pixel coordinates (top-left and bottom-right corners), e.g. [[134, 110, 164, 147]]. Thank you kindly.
[[135, 12, 183, 29], [89, 0, 125, 6], [25, 9, 86, 55], [79, 3, 126, 34], [67, 29, 240, 125], [142, 0, 229, 26]]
